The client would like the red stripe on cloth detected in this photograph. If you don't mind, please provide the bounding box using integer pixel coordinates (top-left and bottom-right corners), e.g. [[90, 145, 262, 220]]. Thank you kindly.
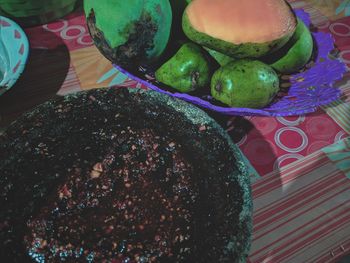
[[288, 230, 349, 263], [254, 208, 350, 262], [61, 66, 81, 89], [283, 225, 350, 263], [253, 172, 345, 229], [254, 182, 349, 239], [253, 154, 328, 198], [275, 214, 350, 262], [254, 208, 350, 263], [251, 192, 349, 257], [314, 237, 350, 263], [253, 167, 337, 220], [252, 151, 323, 192], [253, 152, 325, 194]]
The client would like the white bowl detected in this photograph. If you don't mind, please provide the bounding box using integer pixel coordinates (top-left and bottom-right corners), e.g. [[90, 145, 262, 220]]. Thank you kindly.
[[0, 16, 29, 96]]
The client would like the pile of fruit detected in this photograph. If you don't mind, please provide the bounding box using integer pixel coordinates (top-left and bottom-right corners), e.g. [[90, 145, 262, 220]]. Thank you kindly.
[[84, 0, 314, 109]]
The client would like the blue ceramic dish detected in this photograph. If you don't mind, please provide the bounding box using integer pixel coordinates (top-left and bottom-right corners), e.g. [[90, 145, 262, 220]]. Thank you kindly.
[[0, 16, 29, 96]]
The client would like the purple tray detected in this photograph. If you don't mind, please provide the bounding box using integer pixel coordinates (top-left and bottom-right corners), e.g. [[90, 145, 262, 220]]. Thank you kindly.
[[114, 9, 347, 117]]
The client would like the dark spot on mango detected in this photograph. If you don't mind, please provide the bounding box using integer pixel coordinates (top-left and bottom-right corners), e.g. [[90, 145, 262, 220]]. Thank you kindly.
[[156, 4, 162, 14], [191, 71, 200, 89], [215, 82, 223, 93], [87, 9, 158, 68]]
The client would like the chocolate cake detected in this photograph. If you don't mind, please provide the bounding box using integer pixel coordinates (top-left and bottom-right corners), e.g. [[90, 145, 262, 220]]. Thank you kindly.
[[0, 88, 252, 263]]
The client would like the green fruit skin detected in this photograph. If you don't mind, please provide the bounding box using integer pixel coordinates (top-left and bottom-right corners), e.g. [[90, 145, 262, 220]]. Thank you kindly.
[[269, 18, 313, 74], [155, 43, 212, 93], [84, 0, 172, 64], [204, 47, 235, 66], [169, 0, 235, 66], [211, 60, 280, 108], [182, 6, 296, 59]]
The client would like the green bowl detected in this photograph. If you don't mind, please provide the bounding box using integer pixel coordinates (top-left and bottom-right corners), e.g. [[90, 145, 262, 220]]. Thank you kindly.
[[0, 0, 78, 27]]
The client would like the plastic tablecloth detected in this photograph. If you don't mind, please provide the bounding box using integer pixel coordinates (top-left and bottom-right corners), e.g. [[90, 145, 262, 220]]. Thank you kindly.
[[0, 0, 349, 262]]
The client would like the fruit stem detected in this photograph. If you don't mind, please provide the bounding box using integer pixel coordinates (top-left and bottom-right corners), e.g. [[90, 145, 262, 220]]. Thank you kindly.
[[191, 71, 200, 89], [215, 82, 223, 93]]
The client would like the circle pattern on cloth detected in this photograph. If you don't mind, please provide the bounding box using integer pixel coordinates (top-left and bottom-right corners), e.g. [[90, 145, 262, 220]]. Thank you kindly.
[[43, 20, 93, 47], [334, 131, 348, 142], [329, 22, 350, 37], [273, 153, 304, 170], [244, 139, 277, 166], [77, 34, 94, 45], [339, 50, 350, 65], [252, 117, 278, 135], [277, 116, 306, 126], [61, 25, 86, 40], [306, 117, 336, 140], [43, 20, 68, 32], [307, 141, 329, 154], [275, 127, 309, 153]]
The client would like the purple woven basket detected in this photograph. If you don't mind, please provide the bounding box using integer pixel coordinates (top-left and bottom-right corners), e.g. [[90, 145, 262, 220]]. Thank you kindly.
[[114, 9, 347, 117]]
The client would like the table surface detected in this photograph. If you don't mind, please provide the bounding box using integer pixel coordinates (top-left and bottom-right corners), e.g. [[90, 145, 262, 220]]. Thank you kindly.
[[0, 0, 349, 262]]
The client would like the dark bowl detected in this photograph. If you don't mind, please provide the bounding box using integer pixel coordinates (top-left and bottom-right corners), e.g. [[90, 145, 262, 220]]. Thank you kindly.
[[0, 87, 252, 262]]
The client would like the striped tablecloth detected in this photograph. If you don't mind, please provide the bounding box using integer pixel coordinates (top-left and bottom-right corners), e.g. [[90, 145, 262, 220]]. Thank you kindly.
[[0, 0, 349, 262]]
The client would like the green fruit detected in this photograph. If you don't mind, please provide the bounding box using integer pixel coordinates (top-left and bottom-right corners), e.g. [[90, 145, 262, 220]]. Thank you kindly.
[[155, 43, 212, 92], [182, 0, 297, 58], [211, 60, 279, 108], [169, 0, 235, 67], [268, 18, 314, 74], [204, 47, 235, 66], [84, 0, 172, 67]]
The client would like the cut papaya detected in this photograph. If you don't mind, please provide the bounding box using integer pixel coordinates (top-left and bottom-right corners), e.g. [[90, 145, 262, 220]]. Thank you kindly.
[[183, 0, 297, 58]]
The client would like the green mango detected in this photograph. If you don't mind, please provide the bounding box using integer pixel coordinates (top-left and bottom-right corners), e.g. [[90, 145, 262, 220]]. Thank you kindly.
[[84, 0, 172, 68], [211, 60, 279, 108], [204, 47, 235, 66], [268, 18, 314, 74], [155, 43, 213, 93], [170, 0, 234, 66]]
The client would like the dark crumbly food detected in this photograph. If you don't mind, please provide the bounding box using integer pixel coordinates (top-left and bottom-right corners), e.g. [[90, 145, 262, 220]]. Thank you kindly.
[[24, 128, 197, 262], [0, 88, 250, 263]]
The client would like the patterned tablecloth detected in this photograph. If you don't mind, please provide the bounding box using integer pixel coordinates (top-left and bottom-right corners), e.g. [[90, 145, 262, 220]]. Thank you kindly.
[[0, 0, 349, 262]]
